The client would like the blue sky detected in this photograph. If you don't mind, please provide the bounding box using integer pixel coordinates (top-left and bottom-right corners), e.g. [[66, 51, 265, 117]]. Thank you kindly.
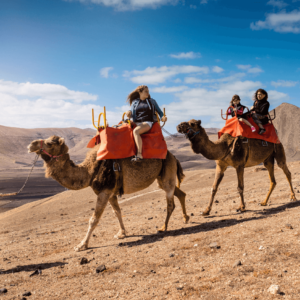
[[0, 0, 299, 131]]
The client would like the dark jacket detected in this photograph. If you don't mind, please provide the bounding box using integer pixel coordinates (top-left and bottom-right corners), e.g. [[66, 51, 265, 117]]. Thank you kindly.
[[130, 98, 164, 123], [251, 99, 270, 125], [228, 104, 247, 118]]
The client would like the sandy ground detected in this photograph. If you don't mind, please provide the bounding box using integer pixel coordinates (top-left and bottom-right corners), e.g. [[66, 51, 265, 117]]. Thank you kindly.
[[1, 160, 300, 300]]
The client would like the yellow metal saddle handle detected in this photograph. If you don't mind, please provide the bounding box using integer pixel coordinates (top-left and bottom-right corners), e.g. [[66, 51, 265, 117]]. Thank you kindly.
[[92, 107, 107, 130]]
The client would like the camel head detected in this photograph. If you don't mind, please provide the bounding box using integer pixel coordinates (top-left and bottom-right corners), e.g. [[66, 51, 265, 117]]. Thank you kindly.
[[176, 119, 204, 139], [27, 135, 69, 158]]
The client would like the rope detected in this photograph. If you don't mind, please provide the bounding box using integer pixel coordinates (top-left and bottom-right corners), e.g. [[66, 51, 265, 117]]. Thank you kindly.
[[162, 127, 180, 138], [0, 154, 40, 197]]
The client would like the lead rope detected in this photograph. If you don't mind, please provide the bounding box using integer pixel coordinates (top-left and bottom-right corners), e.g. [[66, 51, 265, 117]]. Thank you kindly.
[[0, 154, 40, 197], [162, 127, 180, 138]]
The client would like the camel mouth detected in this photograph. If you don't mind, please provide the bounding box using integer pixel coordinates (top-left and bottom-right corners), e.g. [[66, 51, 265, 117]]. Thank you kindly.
[[176, 124, 188, 134], [27, 144, 38, 154]]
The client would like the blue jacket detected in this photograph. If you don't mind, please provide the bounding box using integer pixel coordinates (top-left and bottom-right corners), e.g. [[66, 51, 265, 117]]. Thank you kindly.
[[130, 98, 164, 123]]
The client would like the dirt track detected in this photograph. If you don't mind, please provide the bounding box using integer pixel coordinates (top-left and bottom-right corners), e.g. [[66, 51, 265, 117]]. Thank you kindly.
[[1, 161, 300, 299]]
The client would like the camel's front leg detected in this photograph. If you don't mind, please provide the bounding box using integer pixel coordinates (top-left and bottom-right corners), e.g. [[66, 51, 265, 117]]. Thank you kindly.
[[202, 163, 227, 216], [260, 156, 276, 206], [174, 186, 190, 224], [236, 166, 246, 212], [74, 191, 111, 252], [109, 195, 126, 239], [158, 190, 175, 232]]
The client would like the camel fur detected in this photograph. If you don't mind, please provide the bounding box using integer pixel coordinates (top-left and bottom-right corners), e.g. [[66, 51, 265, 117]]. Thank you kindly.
[[27, 135, 189, 252], [177, 119, 297, 215]]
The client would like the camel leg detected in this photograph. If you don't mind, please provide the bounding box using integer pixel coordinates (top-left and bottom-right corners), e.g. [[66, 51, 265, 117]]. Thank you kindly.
[[74, 190, 111, 252], [202, 163, 227, 216], [109, 195, 126, 239], [174, 186, 190, 224], [157, 189, 176, 232], [236, 166, 246, 212], [260, 156, 276, 206], [275, 145, 297, 201]]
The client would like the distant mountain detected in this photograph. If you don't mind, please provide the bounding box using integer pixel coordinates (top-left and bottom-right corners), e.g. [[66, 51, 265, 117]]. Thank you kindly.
[[0, 126, 96, 169], [271, 103, 300, 161]]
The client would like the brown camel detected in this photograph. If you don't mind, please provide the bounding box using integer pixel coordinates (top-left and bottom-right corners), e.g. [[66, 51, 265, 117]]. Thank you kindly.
[[27, 136, 189, 251], [177, 119, 297, 215]]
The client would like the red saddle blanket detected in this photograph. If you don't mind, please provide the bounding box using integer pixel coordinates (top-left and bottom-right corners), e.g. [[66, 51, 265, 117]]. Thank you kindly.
[[87, 122, 167, 160], [218, 116, 280, 144]]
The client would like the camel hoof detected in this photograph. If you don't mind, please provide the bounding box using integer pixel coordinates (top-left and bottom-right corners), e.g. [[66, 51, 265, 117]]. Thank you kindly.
[[260, 202, 267, 206], [201, 211, 210, 216], [114, 231, 126, 239], [290, 196, 297, 202], [236, 208, 245, 213], [157, 226, 166, 233], [74, 242, 88, 252], [183, 215, 190, 224]]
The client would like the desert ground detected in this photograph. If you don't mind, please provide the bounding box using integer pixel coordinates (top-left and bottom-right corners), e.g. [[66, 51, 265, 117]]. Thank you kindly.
[[1, 102, 300, 299]]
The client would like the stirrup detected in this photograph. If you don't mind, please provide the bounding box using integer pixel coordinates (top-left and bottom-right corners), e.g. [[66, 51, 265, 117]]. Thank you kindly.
[[131, 153, 143, 162]]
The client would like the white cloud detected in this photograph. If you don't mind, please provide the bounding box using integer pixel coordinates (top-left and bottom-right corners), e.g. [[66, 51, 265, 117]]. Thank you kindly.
[[0, 80, 125, 129], [170, 52, 201, 59], [184, 72, 246, 84], [212, 66, 224, 73], [271, 80, 299, 87], [163, 80, 288, 128], [173, 78, 182, 83], [0, 80, 97, 103], [124, 65, 210, 85], [250, 10, 300, 33], [267, 0, 288, 8], [100, 67, 114, 78], [237, 64, 252, 70], [151, 86, 189, 93], [236, 65, 263, 74], [66, 0, 179, 11], [248, 67, 264, 74]]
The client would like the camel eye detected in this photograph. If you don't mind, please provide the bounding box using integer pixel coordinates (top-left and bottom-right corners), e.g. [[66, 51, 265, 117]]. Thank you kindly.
[[45, 143, 52, 147]]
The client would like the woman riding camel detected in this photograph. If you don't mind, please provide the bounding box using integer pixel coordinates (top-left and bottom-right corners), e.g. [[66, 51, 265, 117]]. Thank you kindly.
[[250, 89, 270, 135], [126, 85, 167, 162], [227, 94, 256, 132]]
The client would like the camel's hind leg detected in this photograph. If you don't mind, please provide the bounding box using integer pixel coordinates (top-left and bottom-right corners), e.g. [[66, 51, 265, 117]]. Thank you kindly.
[[275, 145, 297, 201], [74, 190, 111, 252], [109, 195, 126, 239], [174, 186, 190, 224], [202, 163, 227, 216], [236, 166, 246, 212], [260, 155, 276, 206]]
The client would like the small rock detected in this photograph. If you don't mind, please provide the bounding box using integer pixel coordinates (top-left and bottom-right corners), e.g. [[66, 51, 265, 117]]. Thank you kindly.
[[176, 285, 183, 290], [285, 224, 293, 229], [283, 270, 287, 273], [243, 253, 247, 256], [209, 242, 220, 249], [194, 244, 198, 247], [267, 285, 280, 295], [23, 292, 32, 297], [150, 270, 156, 273], [133, 270, 137, 273], [29, 269, 42, 277], [91, 208, 95, 210], [96, 265, 106, 273], [259, 246, 264, 250], [169, 253, 175, 257], [215, 200, 219, 203], [0, 288, 8, 294], [191, 213, 194, 216], [232, 260, 242, 267], [148, 217, 153, 220], [80, 257, 89, 265], [200, 267, 205, 272], [233, 200, 236, 203]]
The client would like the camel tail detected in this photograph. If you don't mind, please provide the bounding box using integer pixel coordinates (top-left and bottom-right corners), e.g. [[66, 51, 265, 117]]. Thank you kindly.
[[176, 159, 185, 188]]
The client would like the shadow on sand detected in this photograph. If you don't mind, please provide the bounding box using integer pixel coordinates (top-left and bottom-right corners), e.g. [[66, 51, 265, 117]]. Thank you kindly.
[[117, 200, 300, 248]]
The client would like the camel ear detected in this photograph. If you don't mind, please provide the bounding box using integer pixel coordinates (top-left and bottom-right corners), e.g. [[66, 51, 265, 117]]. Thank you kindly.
[[58, 138, 65, 145], [190, 119, 201, 127]]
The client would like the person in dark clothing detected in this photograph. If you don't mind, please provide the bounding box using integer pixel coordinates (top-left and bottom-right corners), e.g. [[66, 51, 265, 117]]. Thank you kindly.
[[250, 89, 270, 135], [227, 94, 256, 132], [126, 85, 166, 162]]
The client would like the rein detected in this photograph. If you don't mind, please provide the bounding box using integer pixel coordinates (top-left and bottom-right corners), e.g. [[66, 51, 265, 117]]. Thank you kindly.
[[184, 128, 200, 140], [39, 140, 62, 161]]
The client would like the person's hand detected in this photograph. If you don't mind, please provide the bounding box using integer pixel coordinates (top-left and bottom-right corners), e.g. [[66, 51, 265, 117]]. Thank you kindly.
[[161, 116, 167, 122], [250, 106, 254, 110], [126, 110, 132, 118]]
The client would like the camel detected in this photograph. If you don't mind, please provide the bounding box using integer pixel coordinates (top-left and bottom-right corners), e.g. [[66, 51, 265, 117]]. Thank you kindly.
[[177, 119, 297, 215], [27, 136, 189, 251]]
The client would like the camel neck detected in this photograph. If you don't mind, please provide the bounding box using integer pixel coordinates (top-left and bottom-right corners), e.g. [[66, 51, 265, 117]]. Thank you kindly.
[[43, 154, 94, 190], [190, 131, 229, 160]]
